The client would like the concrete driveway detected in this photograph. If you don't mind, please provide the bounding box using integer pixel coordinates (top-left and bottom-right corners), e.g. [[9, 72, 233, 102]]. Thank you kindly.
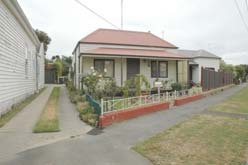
[[1, 84, 247, 165], [0, 85, 91, 163]]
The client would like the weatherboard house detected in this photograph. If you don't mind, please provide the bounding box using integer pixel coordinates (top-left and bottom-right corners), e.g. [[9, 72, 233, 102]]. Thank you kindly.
[[0, 0, 45, 115], [72, 28, 220, 89]]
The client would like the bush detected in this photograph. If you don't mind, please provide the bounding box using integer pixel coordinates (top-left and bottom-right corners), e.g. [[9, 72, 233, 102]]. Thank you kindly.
[[171, 82, 182, 91], [66, 81, 76, 92], [78, 104, 99, 126], [80, 105, 94, 115], [76, 102, 87, 113]]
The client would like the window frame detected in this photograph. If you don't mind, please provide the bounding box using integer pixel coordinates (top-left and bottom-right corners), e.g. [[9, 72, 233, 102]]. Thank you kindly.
[[93, 59, 115, 77], [151, 60, 168, 78]]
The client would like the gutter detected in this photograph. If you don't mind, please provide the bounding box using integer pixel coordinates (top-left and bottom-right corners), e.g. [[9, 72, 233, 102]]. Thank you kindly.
[[79, 53, 190, 61]]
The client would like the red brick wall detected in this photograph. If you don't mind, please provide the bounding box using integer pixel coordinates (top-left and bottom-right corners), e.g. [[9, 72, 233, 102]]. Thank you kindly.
[[174, 94, 204, 106], [99, 102, 170, 128]]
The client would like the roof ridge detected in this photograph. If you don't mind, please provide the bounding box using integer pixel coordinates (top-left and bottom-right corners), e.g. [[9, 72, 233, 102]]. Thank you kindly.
[[97, 28, 152, 34]]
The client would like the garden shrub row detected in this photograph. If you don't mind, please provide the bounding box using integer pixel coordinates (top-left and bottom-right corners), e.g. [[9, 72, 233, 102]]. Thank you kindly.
[[66, 81, 99, 127]]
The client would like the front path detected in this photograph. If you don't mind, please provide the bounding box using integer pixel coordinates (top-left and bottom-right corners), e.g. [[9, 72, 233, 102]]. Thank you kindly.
[[2, 84, 247, 165], [59, 86, 91, 135]]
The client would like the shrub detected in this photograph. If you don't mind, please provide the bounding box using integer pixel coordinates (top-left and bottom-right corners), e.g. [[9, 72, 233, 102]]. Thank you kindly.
[[76, 102, 87, 113], [79, 108, 98, 126], [80, 105, 94, 115], [66, 81, 76, 92], [171, 82, 182, 91], [103, 78, 121, 98]]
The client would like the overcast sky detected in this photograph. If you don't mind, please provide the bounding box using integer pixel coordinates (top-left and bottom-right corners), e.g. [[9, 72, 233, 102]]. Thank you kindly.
[[18, 0, 248, 65]]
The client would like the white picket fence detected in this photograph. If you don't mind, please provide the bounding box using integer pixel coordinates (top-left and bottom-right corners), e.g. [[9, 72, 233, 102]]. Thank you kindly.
[[101, 89, 196, 114]]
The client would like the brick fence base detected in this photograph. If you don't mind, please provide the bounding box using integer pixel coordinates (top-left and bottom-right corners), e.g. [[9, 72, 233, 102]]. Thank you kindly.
[[99, 102, 170, 128], [174, 94, 205, 106]]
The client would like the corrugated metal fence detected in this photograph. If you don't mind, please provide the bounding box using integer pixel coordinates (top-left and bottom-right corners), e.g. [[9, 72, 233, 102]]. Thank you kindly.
[[201, 67, 233, 91]]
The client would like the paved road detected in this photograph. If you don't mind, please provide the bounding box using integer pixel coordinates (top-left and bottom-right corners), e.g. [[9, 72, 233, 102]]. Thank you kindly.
[[0, 85, 91, 163], [1, 84, 247, 165]]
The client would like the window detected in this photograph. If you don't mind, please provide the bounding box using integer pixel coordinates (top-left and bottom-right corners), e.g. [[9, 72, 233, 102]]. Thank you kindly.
[[94, 59, 114, 77], [151, 61, 168, 78]]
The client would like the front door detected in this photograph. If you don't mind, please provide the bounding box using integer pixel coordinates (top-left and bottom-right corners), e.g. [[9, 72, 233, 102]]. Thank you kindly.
[[127, 58, 140, 80]]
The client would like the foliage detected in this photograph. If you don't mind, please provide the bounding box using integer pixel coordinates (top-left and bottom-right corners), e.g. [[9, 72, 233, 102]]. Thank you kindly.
[[235, 65, 245, 81], [35, 29, 51, 53], [78, 104, 98, 126], [66, 80, 99, 127], [103, 78, 121, 98], [66, 81, 76, 91], [82, 68, 123, 100], [61, 56, 72, 76], [134, 74, 150, 96], [54, 59, 63, 77], [66, 81, 81, 104], [123, 79, 131, 98], [220, 60, 234, 72], [171, 82, 182, 91], [81, 68, 104, 99]]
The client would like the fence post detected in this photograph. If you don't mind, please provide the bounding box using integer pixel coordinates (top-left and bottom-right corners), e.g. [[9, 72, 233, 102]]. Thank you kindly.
[[174, 90, 177, 99], [166, 92, 169, 101], [100, 98, 103, 115]]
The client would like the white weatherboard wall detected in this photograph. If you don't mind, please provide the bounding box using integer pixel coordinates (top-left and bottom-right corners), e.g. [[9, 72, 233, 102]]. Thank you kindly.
[[0, 1, 44, 115], [37, 43, 45, 89], [193, 58, 220, 83]]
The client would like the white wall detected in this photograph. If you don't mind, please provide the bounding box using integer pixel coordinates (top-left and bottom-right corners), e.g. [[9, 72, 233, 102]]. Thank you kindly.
[[38, 43, 45, 89], [81, 57, 178, 87], [193, 58, 220, 83], [0, 1, 41, 115]]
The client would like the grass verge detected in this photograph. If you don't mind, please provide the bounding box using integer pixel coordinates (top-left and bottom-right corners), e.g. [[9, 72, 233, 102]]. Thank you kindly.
[[33, 87, 61, 133], [133, 115, 248, 164], [209, 86, 248, 114], [0, 88, 46, 128]]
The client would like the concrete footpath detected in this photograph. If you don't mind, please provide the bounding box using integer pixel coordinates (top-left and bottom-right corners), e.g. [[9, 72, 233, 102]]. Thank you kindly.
[[2, 84, 247, 165], [0, 85, 91, 163]]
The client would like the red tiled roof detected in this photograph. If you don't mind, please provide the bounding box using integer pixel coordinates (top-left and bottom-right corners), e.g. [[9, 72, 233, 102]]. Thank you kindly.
[[83, 47, 186, 59], [80, 29, 177, 48]]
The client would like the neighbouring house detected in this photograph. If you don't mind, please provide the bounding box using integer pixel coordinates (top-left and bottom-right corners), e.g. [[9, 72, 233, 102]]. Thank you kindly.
[[72, 28, 189, 90], [175, 49, 221, 84], [0, 0, 45, 115]]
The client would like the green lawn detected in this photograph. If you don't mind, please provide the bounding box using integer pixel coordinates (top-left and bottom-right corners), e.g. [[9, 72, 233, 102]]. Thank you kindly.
[[33, 87, 60, 133], [209, 86, 248, 114], [0, 88, 46, 128], [134, 115, 248, 165]]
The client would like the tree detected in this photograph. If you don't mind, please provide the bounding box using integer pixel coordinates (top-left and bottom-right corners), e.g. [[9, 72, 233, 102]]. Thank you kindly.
[[220, 60, 234, 72], [35, 29, 51, 53], [235, 65, 245, 81]]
